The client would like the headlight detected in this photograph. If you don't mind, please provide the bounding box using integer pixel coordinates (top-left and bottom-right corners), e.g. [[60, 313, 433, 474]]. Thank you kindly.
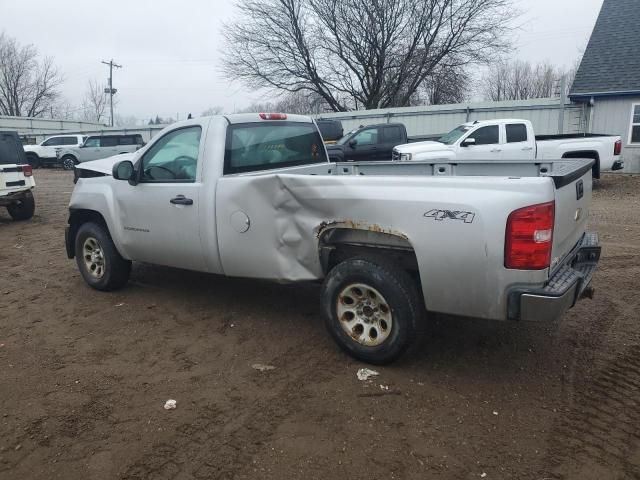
[[400, 153, 412, 161]]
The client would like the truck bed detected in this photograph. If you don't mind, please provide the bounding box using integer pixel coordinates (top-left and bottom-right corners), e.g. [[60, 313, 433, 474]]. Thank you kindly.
[[535, 133, 614, 141], [255, 158, 595, 188]]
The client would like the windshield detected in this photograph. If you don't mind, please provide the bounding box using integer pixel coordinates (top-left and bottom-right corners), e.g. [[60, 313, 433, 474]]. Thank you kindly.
[[438, 125, 473, 145], [336, 129, 358, 145]]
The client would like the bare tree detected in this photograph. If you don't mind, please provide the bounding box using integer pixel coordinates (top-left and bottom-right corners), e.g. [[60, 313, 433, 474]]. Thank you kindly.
[[201, 106, 224, 116], [481, 59, 572, 101], [223, 0, 515, 112], [0, 33, 62, 117], [81, 79, 109, 123]]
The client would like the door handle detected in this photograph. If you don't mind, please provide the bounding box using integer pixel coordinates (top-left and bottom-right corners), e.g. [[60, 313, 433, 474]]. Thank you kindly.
[[490, 149, 502, 153], [522, 147, 533, 151], [170, 195, 193, 206]]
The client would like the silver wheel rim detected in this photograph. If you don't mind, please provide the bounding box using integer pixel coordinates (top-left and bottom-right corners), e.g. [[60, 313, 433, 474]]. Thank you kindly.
[[63, 158, 74, 169], [83, 237, 106, 279], [336, 283, 392, 347]]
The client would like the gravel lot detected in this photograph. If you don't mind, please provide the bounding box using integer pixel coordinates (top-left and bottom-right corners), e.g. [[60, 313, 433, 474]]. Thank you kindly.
[[1, 170, 639, 480]]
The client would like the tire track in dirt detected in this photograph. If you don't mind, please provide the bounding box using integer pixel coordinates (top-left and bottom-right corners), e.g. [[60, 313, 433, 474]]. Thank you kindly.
[[544, 344, 640, 479], [119, 341, 333, 479]]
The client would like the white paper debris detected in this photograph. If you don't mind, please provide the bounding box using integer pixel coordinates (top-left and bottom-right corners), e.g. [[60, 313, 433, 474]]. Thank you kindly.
[[252, 363, 276, 372], [356, 368, 379, 381], [480, 473, 487, 478], [492, 411, 498, 416], [164, 399, 177, 410]]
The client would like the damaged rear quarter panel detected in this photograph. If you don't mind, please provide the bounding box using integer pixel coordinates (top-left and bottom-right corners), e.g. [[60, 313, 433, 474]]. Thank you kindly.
[[215, 173, 551, 319]]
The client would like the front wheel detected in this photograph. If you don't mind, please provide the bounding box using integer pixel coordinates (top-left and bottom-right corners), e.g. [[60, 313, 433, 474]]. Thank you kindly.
[[7, 190, 35, 221], [321, 256, 424, 364], [61, 155, 77, 170], [74, 222, 131, 291]]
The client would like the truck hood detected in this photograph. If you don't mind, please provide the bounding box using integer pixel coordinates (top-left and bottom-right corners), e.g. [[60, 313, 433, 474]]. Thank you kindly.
[[395, 140, 451, 154], [76, 152, 135, 175]]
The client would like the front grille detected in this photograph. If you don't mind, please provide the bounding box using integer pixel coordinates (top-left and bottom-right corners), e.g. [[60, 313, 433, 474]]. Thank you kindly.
[[392, 150, 400, 161]]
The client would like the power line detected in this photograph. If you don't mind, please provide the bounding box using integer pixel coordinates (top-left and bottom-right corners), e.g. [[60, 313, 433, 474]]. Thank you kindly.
[[101, 59, 122, 127]]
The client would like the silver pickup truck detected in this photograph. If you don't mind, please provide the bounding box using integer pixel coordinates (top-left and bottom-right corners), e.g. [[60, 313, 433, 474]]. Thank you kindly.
[[65, 114, 601, 364]]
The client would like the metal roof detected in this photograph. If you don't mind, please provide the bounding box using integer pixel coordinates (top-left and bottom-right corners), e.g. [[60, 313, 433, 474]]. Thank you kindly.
[[570, 0, 640, 98]]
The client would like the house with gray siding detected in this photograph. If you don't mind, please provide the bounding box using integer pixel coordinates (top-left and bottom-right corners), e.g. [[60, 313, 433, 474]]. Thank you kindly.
[[569, 0, 640, 173]]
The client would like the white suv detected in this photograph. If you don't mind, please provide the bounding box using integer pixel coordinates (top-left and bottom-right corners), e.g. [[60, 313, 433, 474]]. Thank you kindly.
[[23, 135, 86, 168]]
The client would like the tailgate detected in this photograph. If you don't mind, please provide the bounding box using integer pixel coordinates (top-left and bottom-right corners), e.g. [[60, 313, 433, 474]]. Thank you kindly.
[[550, 159, 594, 270], [0, 132, 29, 192]]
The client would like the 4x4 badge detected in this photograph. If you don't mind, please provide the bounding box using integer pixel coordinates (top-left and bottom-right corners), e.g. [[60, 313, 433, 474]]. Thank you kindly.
[[424, 209, 475, 224]]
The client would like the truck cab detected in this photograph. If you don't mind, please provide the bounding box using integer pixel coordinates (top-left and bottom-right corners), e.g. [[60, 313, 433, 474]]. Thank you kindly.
[[394, 119, 535, 161]]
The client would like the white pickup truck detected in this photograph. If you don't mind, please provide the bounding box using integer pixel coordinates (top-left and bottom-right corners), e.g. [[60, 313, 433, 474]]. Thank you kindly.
[[1, 131, 36, 220], [65, 114, 601, 364], [393, 119, 623, 178]]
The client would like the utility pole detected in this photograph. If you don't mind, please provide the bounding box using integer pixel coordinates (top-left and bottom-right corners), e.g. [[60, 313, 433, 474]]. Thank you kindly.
[[101, 59, 122, 127]]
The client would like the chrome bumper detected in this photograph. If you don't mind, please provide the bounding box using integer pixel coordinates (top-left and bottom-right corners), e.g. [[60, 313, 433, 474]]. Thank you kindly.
[[511, 232, 601, 322]]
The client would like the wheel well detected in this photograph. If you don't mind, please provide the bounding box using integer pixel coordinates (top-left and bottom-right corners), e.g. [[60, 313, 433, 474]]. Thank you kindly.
[[562, 150, 600, 179], [66, 209, 108, 258], [319, 228, 420, 278]]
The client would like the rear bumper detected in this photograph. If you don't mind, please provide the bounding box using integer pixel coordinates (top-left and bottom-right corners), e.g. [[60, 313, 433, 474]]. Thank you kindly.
[[511, 232, 601, 322], [0, 188, 32, 206], [612, 159, 624, 171]]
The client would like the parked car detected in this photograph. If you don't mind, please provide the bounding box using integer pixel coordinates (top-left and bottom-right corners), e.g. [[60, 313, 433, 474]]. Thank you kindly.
[[0, 131, 36, 221], [326, 123, 408, 161], [57, 134, 145, 170], [23, 134, 86, 168], [65, 113, 600, 364], [315, 119, 343, 145], [393, 119, 623, 178]]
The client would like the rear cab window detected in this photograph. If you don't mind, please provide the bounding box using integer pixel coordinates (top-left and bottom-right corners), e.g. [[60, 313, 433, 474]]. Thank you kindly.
[[224, 122, 327, 175]]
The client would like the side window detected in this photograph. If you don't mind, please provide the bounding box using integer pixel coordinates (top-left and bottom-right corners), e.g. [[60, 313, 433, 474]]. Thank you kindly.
[[353, 128, 378, 146], [63, 137, 79, 145], [118, 136, 135, 145], [100, 137, 118, 147], [84, 137, 100, 147], [382, 126, 403, 143], [468, 125, 499, 145], [140, 126, 201, 182], [506, 124, 528, 143], [42, 137, 62, 146]]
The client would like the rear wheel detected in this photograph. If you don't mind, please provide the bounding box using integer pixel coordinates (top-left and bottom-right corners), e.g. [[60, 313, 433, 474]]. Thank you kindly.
[[26, 153, 41, 169], [7, 190, 35, 221], [321, 256, 424, 364], [74, 222, 131, 291], [61, 155, 77, 170]]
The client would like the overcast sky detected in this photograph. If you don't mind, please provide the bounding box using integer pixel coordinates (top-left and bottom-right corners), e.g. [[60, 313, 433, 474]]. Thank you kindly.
[[3, 0, 603, 121]]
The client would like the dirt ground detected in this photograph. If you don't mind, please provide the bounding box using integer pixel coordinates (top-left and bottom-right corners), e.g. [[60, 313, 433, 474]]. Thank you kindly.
[[1, 170, 639, 480]]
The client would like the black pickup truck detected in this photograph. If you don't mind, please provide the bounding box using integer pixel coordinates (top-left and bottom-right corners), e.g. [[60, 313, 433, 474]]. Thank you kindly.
[[325, 123, 408, 162]]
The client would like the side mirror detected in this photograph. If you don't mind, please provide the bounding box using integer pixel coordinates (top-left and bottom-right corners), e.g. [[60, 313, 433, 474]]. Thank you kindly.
[[461, 137, 476, 147], [349, 139, 358, 148], [112, 160, 137, 185]]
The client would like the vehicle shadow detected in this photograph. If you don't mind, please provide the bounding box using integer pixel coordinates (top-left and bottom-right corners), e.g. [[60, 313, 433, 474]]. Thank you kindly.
[[124, 262, 561, 380]]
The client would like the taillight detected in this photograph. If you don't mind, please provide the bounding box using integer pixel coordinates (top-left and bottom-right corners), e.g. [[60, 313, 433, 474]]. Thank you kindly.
[[614, 139, 622, 156], [259, 113, 287, 120], [505, 201, 555, 270], [21, 165, 33, 177]]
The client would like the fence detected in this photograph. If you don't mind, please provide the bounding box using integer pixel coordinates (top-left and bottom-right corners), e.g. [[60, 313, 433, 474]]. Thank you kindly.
[[314, 98, 586, 140]]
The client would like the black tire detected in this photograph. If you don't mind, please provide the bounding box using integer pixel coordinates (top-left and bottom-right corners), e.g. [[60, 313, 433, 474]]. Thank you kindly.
[[321, 255, 424, 365], [74, 222, 131, 291], [7, 190, 35, 221], [26, 153, 41, 168], [61, 155, 77, 170]]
